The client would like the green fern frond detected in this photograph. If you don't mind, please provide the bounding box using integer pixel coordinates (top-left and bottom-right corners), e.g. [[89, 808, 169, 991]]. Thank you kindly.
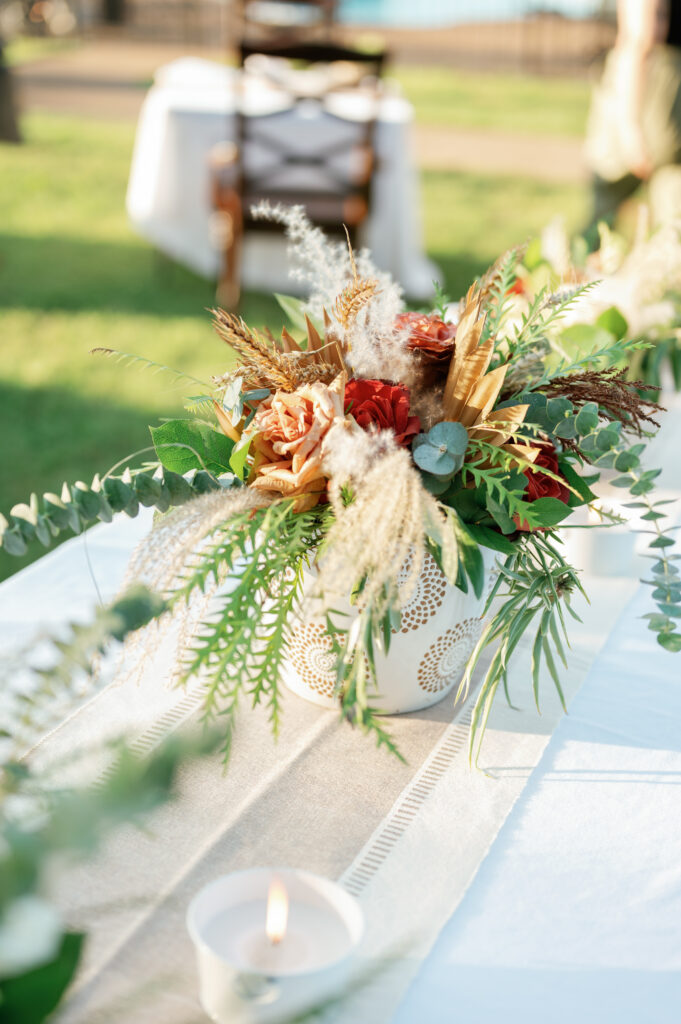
[[480, 247, 522, 344], [91, 348, 211, 390]]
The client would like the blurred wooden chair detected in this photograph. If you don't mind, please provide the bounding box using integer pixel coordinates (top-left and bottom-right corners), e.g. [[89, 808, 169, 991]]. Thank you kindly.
[[211, 39, 387, 308]]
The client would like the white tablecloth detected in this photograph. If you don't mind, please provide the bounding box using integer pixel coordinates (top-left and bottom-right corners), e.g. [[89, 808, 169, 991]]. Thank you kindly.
[[1, 401, 679, 1023], [395, 399, 681, 1024], [126, 58, 438, 298], [394, 579, 681, 1024]]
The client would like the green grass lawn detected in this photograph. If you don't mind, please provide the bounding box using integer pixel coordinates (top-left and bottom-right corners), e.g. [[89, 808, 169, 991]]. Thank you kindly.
[[0, 111, 585, 580], [4, 35, 80, 66], [393, 66, 591, 136]]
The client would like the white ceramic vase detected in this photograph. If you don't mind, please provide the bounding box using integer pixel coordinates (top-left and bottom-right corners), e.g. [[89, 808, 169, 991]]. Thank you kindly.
[[281, 548, 496, 715]]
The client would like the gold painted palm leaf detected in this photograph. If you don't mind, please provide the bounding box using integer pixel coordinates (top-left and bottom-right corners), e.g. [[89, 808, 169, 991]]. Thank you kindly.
[[441, 286, 540, 465]]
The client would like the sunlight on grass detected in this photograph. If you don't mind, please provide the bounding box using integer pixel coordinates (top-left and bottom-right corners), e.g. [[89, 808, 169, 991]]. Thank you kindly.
[[423, 170, 585, 297], [5, 35, 80, 66], [393, 66, 591, 137]]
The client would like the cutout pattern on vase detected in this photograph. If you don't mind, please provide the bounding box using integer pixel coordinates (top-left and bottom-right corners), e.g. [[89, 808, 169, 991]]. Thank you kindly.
[[396, 550, 448, 633], [416, 618, 479, 694]]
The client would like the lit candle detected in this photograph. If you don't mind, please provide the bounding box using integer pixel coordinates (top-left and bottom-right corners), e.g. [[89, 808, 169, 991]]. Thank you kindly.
[[187, 868, 364, 1024]]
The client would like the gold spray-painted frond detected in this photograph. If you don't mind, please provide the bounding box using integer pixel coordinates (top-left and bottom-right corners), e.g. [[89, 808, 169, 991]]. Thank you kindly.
[[439, 287, 536, 458]]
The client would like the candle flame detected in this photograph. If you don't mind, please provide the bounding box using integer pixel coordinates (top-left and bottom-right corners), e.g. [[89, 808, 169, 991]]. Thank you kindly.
[[265, 878, 288, 945]]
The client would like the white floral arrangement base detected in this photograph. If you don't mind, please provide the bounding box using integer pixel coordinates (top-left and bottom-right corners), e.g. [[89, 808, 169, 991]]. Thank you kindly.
[[281, 549, 496, 714]]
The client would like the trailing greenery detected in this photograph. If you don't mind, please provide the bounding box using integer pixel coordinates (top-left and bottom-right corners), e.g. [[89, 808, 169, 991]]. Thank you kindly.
[[0, 464, 228, 557], [3, 585, 168, 752], [326, 592, 407, 762], [173, 502, 329, 750], [459, 532, 585, 766], [0, 727, 222, 1023], [610, 472, 681, 652]]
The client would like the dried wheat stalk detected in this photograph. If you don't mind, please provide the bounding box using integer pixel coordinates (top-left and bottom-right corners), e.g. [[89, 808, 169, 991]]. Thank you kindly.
[[212, 308, 340, 392]]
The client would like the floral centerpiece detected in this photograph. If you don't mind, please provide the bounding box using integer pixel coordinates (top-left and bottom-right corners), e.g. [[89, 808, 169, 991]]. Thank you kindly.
[[2, 206, 679, 763]]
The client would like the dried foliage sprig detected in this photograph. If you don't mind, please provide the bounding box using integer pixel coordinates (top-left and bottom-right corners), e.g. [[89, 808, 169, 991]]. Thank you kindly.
[[212, 309, 342, 392], [333, 229, 378, 330], [540, 368, 663, 435], [212, 309, 302, 391]]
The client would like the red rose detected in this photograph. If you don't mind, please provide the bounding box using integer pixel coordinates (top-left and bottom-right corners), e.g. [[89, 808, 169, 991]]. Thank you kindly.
[[524, 443, 570, 504], [344, 378, 421, 448], [515, 441, 570, 532], [395, 311, 456, 368]]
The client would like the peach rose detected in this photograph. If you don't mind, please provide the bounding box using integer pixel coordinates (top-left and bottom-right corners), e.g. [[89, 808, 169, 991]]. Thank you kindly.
[[250, 378, 345, 511]]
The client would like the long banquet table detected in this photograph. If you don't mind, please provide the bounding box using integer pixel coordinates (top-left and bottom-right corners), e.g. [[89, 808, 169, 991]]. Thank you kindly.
[[1, 400, 680, 1024]]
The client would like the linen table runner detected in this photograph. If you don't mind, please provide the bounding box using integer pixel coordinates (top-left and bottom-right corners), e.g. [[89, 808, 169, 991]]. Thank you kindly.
[[0, 513, 631, 1023]]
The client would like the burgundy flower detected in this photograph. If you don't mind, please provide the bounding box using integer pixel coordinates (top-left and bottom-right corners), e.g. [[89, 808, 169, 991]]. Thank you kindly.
[[344, 378, 421, 448], [515, 441, 570, 532], [524, 442, 570, 504], [395, 311, 456, 369]]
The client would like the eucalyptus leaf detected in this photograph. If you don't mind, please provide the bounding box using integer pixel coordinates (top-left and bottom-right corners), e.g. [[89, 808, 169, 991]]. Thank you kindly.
[[428, 420, 468, 454], [575, 401, 599, 435], [412, 444, 456, 475], [658, 632, 681, 652]]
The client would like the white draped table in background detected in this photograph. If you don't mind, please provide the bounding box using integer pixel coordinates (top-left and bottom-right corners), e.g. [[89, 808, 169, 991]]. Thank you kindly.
[[126, 58, 438, 298], [0, 402, 679, 1023]]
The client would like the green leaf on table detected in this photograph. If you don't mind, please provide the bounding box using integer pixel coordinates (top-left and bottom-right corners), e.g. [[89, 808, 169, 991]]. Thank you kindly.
[[151, 419, 234, 477], [0, 932, 84, 1024]]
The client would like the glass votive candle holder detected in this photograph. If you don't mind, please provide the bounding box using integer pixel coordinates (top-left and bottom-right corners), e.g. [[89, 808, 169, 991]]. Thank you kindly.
[[186, 867, 365, 1023]]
